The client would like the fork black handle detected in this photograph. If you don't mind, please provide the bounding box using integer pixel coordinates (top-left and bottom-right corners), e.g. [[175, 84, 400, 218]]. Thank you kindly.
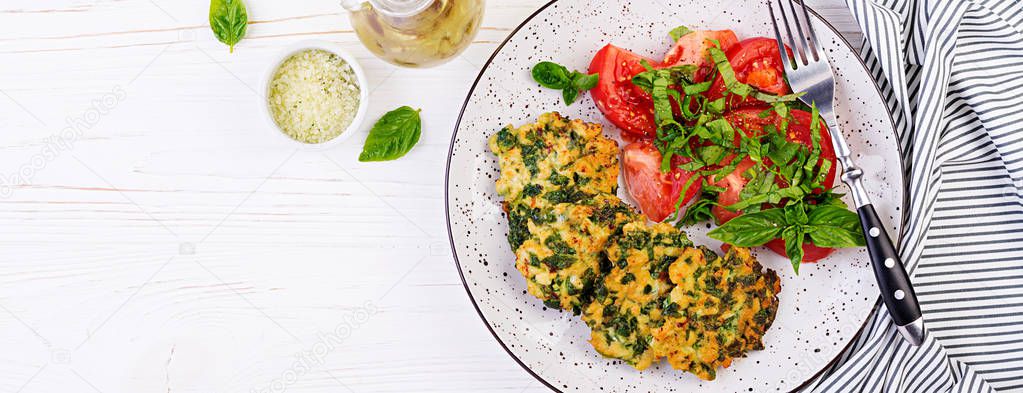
[[858, 204, 924, 343]]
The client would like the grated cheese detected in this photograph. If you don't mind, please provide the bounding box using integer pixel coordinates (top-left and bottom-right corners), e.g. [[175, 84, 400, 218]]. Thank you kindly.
[[268, 49, 361, 144]]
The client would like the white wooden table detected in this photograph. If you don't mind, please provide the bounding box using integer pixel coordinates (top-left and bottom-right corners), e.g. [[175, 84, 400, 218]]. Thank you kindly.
[[0, 1, 859, 392]]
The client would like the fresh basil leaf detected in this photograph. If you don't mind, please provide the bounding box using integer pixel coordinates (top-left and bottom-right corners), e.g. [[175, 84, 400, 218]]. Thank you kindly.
[[531, 62, 572, 89], [358, 106, 422, 162], [784, 202, 808, 225], [808, 226, 865, 248], [532, 62, 598, 106], [808, 205, 861, 230], [572, 72, 599, 91], [707, 208, 787, 247], [781, 226, 805, 274], [562, 87, 579, 105], [209, 0, 248, 53], [669, 25, 693, 41], [805, 204, 865, 247]]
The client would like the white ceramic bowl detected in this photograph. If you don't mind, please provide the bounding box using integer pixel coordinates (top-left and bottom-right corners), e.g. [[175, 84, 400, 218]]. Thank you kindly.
[[260, 40, 370, 150]]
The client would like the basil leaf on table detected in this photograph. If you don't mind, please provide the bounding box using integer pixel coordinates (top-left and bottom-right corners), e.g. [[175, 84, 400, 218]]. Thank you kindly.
[[358, 106, 422, 162], [209, 0, 248, 53], [707, 208, 787, 247], [669, 25, 693, 41]]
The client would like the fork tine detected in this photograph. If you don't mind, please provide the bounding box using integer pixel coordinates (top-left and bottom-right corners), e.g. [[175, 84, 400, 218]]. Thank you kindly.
[[774, 0, 805, 66], [767, 0, 796, 70], [798, 0, 821, 61], [785, 0, 812, 65]]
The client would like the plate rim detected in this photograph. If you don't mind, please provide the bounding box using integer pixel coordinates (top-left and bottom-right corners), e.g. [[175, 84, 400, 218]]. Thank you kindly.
[[443, 1, 907, 391]]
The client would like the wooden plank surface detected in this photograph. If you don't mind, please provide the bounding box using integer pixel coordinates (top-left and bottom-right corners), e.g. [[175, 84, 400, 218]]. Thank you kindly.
[[0, 1, 859, 392]]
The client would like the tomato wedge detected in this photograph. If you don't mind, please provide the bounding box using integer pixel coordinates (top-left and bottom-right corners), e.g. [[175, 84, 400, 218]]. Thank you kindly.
[[708, 37, 791, 107], [622, 140, 702, 222], [663, 30, 738, 81], [589, 45, 659, 137]]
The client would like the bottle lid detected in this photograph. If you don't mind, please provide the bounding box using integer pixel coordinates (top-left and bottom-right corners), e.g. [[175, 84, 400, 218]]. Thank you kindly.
[[349, 0, 432, 17]]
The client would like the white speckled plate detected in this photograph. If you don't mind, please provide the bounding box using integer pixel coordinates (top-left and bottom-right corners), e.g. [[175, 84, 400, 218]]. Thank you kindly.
[[445, 0, 904, 391]]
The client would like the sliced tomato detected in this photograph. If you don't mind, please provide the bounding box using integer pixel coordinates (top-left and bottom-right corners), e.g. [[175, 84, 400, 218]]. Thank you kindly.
[[622, 140, 702, 222], [589, 44, 660, 137], [707, 37, 790, 107], [765, 238, 836, 262], [663, 30, 739, 80]]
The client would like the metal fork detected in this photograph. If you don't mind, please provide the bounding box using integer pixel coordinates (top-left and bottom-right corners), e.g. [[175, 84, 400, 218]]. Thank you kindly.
[[768, 0, 925, 346]]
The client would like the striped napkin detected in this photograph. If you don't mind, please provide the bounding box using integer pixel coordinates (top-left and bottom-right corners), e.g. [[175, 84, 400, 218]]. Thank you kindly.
[[807, 0, 1023, 391]]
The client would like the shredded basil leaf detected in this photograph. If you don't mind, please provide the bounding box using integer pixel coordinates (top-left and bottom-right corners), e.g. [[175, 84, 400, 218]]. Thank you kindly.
[[709, 47, 753, 97], [669, 25, 693, 41]]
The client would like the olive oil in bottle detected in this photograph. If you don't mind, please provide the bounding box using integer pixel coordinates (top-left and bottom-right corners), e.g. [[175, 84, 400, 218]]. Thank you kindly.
[[343, 0, 484, 68]]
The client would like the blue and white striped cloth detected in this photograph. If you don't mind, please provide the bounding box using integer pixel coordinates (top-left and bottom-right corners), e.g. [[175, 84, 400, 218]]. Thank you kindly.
[[808, 0, 1023, 391]]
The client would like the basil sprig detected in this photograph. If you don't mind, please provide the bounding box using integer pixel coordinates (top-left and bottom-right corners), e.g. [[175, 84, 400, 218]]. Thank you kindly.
[[707, 201, 864, 273], [358, 106, 422, 162], [209, 0, 248, 53], [531, 61, 599, 105]]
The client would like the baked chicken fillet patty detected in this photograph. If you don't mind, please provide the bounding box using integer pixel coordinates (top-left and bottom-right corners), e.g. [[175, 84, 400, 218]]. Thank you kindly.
[[652, 246, 781, 380], [582, 221, 693, 370], [511, 194, 638, 314], [491, 112, 631, 314], [488, 112, 620, 208]]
